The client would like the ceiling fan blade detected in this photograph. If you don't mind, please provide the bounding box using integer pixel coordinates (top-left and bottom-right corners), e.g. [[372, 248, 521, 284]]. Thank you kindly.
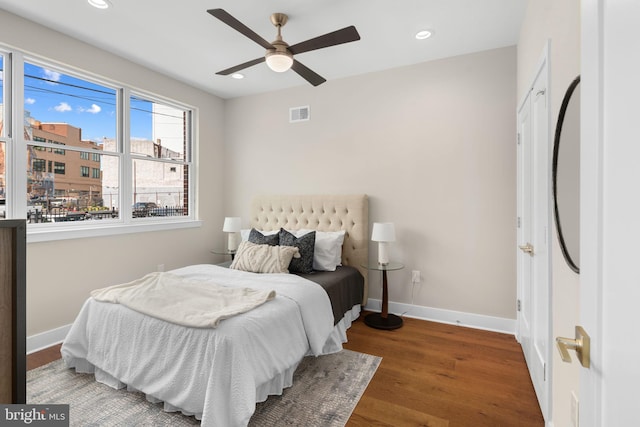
[[291, 60, 326, 86], [207, 9, 273, 50], [216, 57, 265, 75], [288, 26, 360, 55]]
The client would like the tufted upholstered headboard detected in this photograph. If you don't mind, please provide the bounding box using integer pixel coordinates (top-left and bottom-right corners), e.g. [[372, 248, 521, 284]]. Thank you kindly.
[[250, 194, 369, 304]]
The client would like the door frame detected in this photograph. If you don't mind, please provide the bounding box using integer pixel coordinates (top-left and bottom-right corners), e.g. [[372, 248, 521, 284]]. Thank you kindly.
[[579, 1, 602, 424], [516, 41, 552, 422]]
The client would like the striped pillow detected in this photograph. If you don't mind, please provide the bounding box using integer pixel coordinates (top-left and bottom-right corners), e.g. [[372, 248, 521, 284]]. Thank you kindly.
[[230, 241, 300, 274]]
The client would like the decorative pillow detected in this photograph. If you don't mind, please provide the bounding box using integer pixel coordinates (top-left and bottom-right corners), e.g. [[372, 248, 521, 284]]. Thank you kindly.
[[230, 241, 300, 274], [296, 229, 346, 271], [248, 228, 280, 246], [279, 228, 315, 274]]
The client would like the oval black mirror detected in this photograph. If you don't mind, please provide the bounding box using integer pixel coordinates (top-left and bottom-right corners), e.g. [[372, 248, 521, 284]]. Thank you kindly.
[[552, 76, 580, 273]]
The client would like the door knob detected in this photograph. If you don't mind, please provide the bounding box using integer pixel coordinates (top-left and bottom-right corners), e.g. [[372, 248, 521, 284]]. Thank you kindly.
[[519, 243, 534, 255], [556, 326, 590, 368]]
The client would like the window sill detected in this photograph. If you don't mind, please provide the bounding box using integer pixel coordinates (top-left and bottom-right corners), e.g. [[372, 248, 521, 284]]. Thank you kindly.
[[27, 219, 203, 243]]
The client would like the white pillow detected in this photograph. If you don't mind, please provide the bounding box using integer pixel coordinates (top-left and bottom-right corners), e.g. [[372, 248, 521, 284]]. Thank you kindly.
[[296, 229, 346, 271]]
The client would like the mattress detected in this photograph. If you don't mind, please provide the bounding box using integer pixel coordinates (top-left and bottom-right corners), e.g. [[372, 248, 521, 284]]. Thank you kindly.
[[61, 264, 361, 427]]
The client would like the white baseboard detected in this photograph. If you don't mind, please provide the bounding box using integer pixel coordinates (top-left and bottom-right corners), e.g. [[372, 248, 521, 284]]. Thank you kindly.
[[364, 299, 516, 335], [27, 324, 72, 354]]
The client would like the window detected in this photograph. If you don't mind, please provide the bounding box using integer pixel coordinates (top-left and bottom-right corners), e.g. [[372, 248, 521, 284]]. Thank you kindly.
[[52, 142, 65, 155], [53, 162, 65, 174], [0, 51, 196, 238], [129, 94, 190, 218], [33, 159, 46, 172]]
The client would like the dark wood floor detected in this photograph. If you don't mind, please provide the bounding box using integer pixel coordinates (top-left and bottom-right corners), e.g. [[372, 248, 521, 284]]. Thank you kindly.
[[28, 315, 543, 427]]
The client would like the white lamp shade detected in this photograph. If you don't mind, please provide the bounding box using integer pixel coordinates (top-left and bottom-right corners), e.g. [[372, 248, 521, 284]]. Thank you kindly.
[[265, 51, 293, 72], [371, 222, 396, 242], [372, 222, 395, 265], [222, 217, 241, 232]]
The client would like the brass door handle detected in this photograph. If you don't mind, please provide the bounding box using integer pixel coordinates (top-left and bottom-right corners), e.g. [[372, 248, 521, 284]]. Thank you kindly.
[[519, 243, 534, 255], [556, 326, 590, 368]]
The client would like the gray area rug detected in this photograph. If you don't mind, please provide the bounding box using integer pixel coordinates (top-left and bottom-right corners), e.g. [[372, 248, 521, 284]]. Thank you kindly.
[[27, 349, 381, 426]]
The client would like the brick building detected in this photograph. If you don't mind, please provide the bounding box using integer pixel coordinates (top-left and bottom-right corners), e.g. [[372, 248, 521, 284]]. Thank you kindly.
[[27, 119, 103, 207]]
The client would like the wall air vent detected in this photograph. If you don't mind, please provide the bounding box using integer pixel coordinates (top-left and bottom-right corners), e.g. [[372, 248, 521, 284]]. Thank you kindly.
[[289, 106, 310, 123]]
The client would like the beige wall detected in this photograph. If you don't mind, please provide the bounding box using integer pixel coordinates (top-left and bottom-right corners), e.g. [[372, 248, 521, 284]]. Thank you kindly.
[[517, 1, 581, 426], [224, 46, 517, 320], [0, 10, 226, 336]]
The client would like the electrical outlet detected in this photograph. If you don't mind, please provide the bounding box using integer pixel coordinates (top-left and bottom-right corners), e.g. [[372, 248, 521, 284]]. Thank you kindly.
[[571, 391, 579, 427], [411, 270, 421, 283], [157, 263, 165, 272]]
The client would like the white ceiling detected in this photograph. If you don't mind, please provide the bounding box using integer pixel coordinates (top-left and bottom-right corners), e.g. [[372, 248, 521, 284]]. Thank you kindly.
[[0, 0, 527, 99]]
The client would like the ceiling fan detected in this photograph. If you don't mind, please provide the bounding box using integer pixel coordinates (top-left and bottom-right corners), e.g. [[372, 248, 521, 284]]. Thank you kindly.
[[207, 8, 361, 86]]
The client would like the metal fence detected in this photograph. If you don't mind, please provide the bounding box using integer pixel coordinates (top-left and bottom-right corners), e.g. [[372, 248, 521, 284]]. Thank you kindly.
[[26, 206, 186, 223]]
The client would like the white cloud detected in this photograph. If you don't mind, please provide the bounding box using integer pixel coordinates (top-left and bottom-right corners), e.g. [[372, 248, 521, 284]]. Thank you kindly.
[[79, 104, 101, 114], [54, 102, 72, 112], [25, 98, 36, 105], [43, 69, 61, 83]]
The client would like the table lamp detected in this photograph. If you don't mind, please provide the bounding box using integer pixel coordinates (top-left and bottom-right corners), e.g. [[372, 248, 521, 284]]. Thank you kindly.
[[223, 217, 241, 251], [371, 222, 395, 265]]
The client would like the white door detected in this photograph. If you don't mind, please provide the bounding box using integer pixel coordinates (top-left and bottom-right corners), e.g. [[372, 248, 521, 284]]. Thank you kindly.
[[517, 45, 551, 421], [579, 1, 640, 425]]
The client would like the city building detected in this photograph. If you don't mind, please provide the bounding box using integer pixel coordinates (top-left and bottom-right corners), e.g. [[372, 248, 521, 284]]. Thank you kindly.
[[102, 137, 184, 210], [26, 117, 103, 207]]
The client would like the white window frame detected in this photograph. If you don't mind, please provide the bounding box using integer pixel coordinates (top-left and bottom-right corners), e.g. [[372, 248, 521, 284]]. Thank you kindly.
[[1, 48, 200, 243]]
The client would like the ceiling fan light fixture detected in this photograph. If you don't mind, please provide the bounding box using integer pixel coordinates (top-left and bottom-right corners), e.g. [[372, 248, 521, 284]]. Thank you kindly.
[[265, 50, 293, 73]]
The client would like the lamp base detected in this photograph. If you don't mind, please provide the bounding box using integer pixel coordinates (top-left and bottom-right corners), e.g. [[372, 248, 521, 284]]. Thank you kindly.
[[364, 312, 403, 330]]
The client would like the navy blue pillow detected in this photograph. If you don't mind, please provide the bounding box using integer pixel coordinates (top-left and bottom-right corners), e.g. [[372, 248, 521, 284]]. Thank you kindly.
[[279, 228, 315, 274], [248, 228, 279, 246]]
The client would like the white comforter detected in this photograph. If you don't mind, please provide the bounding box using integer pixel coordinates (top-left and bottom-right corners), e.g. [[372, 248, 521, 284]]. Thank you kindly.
[[61, 264, 347, 427]]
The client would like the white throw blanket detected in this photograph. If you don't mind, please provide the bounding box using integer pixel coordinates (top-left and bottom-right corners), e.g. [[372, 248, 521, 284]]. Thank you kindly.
[[90, 271, 275, 328]]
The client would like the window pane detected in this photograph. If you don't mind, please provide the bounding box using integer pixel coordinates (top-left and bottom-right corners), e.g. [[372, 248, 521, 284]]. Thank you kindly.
[[130, 95, 187, 160], [28, 145, 119, 223], [24, 62, 117, 150], [132, 158, 187, 218]]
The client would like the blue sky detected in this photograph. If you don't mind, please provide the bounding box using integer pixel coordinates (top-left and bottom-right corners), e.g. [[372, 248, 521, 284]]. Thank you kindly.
[[24, 62, 152, 142]]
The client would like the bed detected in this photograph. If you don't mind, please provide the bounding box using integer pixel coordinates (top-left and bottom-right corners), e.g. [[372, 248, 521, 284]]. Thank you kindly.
[[60, 194, 369, 427]]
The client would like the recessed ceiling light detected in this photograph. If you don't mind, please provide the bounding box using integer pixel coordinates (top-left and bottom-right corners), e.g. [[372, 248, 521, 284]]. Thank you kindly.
[[88, 0, 111, 9], [231, 73, 245, 80], [415, 30, 433, 40]]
